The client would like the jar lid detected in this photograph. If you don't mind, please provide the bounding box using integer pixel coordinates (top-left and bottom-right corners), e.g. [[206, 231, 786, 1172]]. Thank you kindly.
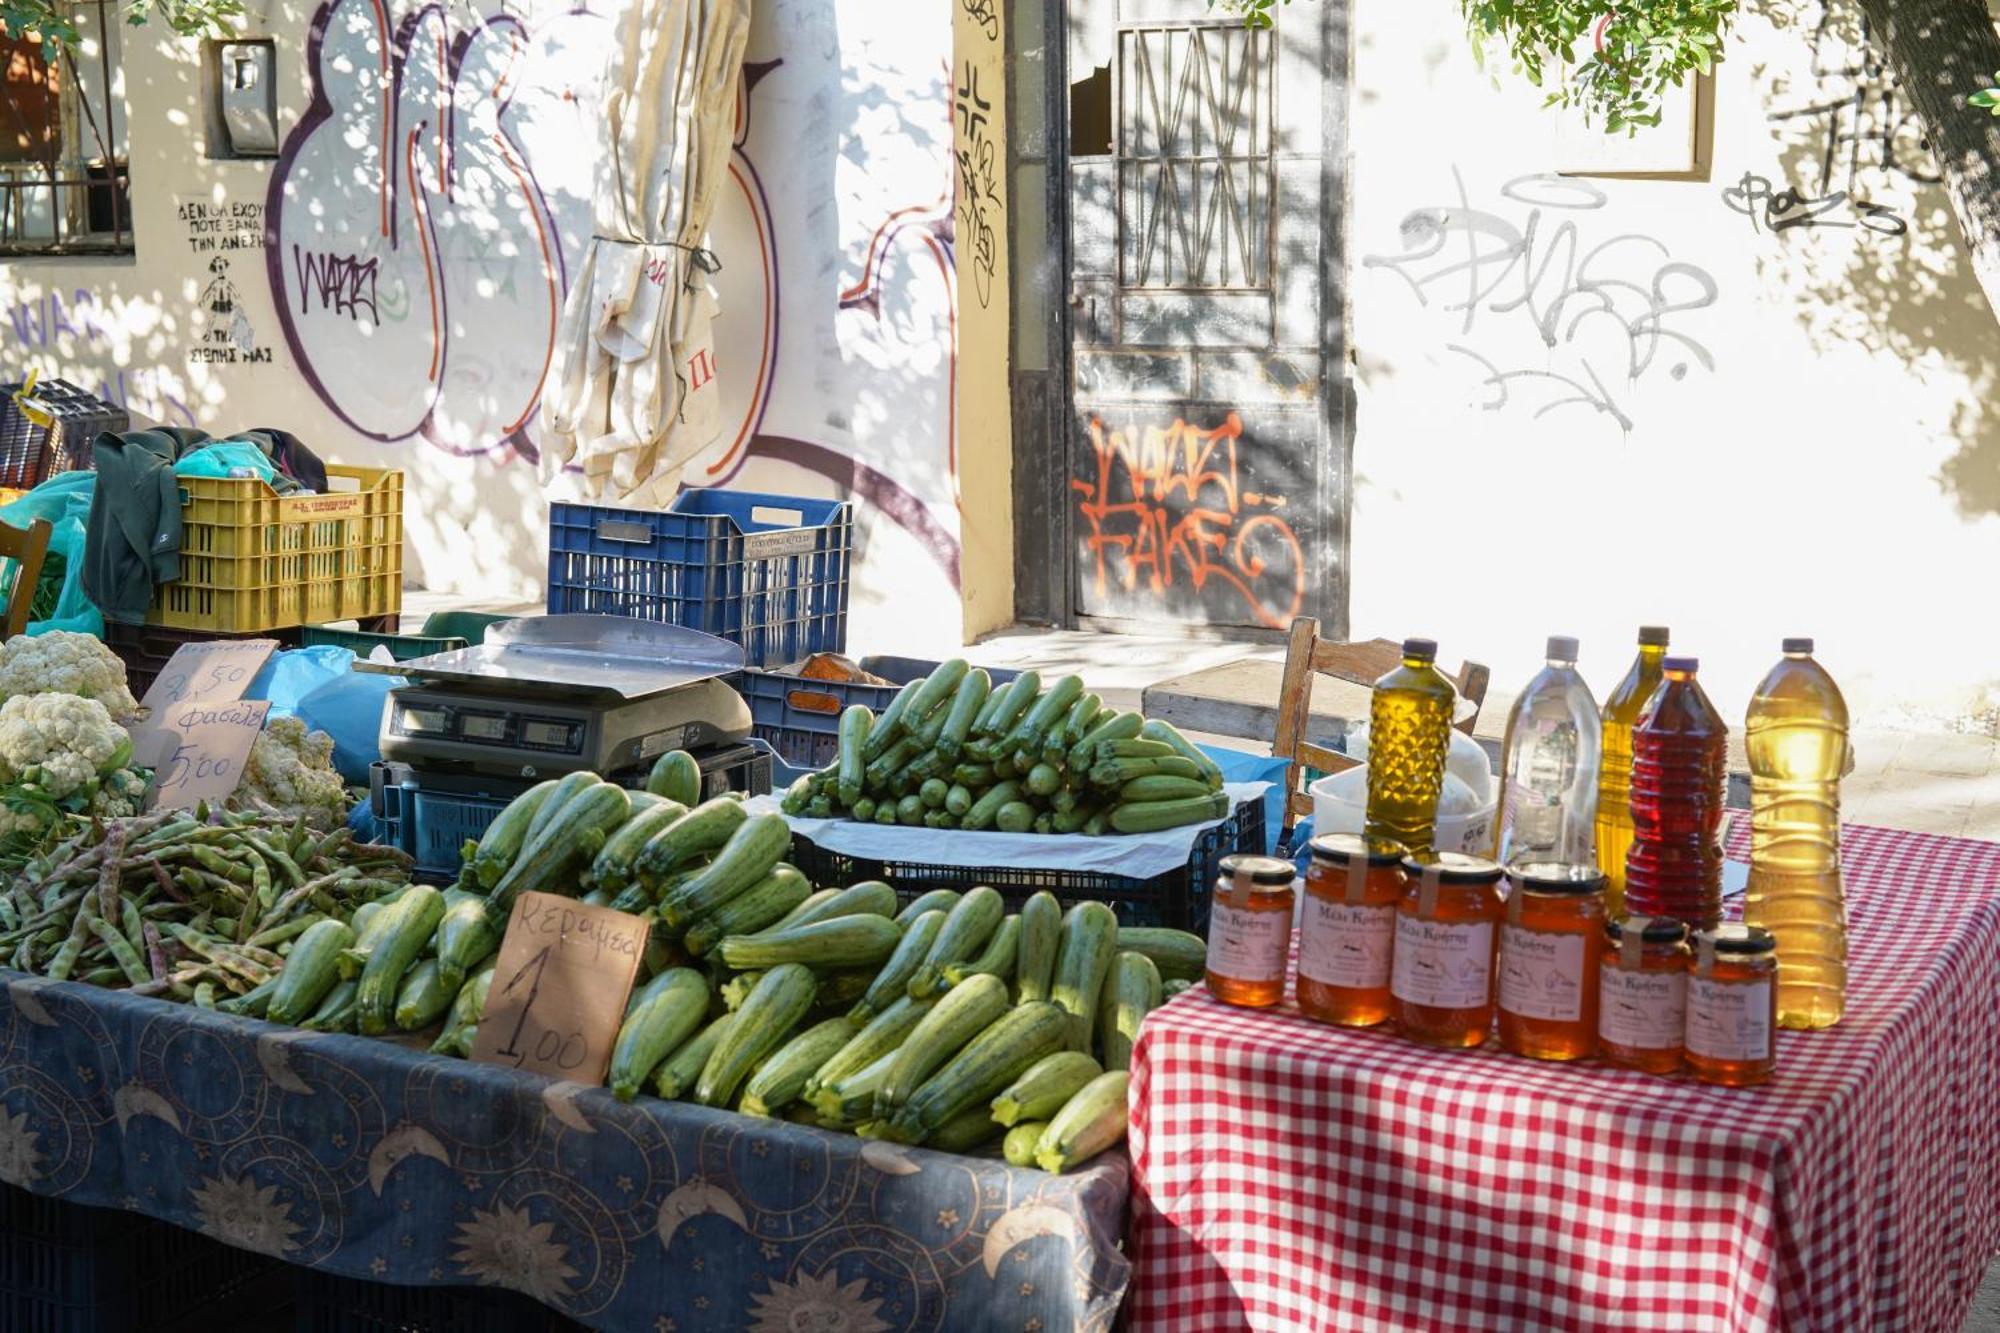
[[1507, 862, 1606, 896], [1399, 851, 1504, 883], [1217, 854, 1297, 887], [1603, 915, 1689, 945], [1310, 833, 1405, 867], [1694, 922, 1776, 955]]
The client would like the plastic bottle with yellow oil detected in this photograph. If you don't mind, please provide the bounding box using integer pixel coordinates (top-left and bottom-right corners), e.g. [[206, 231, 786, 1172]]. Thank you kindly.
[[1364, 638, 1457, 860], [1596, 626, 1669, 918], [1743, 638, 1850, 1030]]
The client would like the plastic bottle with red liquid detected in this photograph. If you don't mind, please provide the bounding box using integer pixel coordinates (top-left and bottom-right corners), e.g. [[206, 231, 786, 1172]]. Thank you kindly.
[[1624, 656, 1728, 931]]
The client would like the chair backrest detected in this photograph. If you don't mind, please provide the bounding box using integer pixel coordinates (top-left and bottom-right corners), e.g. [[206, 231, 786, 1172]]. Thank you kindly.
[[1272, 617, 1489, 829], [0, 516, 52, 640]]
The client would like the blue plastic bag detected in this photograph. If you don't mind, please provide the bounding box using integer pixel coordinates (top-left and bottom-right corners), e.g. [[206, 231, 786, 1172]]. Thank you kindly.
[[245, 646, 401, 784], [1197, 742, 1290, 853]]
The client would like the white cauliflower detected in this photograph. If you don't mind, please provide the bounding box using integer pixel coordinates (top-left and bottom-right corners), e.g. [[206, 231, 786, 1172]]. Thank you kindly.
[[0, 693, 131, 799], [0, 632, 140, 720], [230, 715, 349, 830], [90, 767, 149, 819]]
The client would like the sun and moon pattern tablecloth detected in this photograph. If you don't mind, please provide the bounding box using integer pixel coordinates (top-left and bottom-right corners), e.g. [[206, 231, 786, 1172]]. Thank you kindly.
[[0, 971, 1131, 1332]]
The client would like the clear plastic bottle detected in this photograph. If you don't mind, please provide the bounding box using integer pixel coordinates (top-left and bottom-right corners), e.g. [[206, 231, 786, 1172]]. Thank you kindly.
[[1625, 657, 1728, 930], [1364, 638, 1457, 860], [1494, 636, 1602, 870], [1596, 626, 1670, 917], [1743, 638, 1850, 1030]]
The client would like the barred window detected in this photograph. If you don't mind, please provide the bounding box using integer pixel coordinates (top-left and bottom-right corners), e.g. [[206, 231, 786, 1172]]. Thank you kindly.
[[0, 1, 132, 256]]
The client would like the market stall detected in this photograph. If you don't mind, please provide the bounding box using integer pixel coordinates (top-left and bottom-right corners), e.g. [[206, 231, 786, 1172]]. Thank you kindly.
[[1125, 821, 2000, 1332]]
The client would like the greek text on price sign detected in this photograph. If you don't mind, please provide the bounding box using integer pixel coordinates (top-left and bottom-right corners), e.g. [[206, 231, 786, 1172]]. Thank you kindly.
[[470, 891, 647, 1085], [146, 698, 271, 811], [129, 638, 277, 766]]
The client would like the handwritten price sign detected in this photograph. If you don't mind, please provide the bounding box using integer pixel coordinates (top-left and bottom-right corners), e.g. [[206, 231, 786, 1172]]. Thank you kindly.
[[145, 697, 270, 811], [129, 638, 278, 766], [470, 892, 647, 1085]]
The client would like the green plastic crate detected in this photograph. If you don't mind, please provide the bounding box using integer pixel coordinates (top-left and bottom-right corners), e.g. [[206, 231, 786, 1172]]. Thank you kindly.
[[298, 626, 468, 662]]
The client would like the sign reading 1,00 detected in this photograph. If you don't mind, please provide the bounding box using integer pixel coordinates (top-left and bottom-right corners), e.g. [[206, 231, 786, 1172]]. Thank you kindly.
[[492, 945, 587, 1072], [469, 891, 647, 1086]]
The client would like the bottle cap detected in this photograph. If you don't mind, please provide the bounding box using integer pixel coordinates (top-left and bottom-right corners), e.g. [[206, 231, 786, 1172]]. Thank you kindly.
[[1217, 854, 1297, 888], [1662, 655, 1699, 673], [1309, 833, 1405, 867], [1507, 862, 1605, 896], [1783, 637, 1814, 654], [1694, 922, 1776, 956], [1545, 635, 1579, 662], [1401, 637, 1437, 662], [1638, 626, 1669, 646]]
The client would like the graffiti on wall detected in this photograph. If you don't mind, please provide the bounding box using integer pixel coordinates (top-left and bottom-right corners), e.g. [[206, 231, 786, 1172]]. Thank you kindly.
[[179, 200, 267, 255], [953, 38, 1001, 310], [1365, 170, 1718, 432], [191, 257, 271, 366], [1071, 411, 1305, 630], [5, 287, 196, 426]]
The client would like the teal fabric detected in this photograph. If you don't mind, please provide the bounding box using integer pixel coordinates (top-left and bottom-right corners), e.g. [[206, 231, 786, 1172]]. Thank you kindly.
[[0, 471, 103, 638], [170, 441, 279, 483]]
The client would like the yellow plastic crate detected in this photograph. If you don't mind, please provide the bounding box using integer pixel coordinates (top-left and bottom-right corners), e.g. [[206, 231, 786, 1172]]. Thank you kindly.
[[0, 488, 26, 507], [148, 465, 404, 633]]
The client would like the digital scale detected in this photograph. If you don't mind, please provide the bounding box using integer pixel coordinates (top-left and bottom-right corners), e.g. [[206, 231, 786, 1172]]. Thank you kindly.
[[359, 615, 753, 781]]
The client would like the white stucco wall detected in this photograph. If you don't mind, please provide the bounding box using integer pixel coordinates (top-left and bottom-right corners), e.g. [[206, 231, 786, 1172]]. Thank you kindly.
[[1348, 0, 2000, 728], [0, 0, 963, 660]]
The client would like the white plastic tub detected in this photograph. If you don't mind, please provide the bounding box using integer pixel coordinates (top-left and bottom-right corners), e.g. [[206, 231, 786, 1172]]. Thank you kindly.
[[1309, 766, 1497, 858]]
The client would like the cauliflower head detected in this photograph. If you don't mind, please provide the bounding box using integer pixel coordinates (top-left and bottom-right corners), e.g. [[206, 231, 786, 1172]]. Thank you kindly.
[[0, 632, 140, 721], [0, 693, 130, 799], [230, 715, 349, 830], [90, 767, 149, 820]]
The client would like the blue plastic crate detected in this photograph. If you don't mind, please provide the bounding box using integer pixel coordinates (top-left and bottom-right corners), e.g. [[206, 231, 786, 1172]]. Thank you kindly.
[[545, 490, 852, 668], [739, 656, 1025, 775], [372, 747, 774, 881]]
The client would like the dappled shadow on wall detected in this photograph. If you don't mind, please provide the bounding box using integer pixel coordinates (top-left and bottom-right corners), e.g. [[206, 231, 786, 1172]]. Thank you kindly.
[[1747, 0, 2000, 521]]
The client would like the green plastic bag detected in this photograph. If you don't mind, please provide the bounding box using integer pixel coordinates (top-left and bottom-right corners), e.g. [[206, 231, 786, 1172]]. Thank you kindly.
[[0, 470, 103, 638]]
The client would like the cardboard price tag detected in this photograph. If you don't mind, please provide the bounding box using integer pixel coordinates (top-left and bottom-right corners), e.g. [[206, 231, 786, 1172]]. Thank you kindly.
[[130, 639, 278, 766], [145, 697, 271, 811], [470, 892, 648, 1085]]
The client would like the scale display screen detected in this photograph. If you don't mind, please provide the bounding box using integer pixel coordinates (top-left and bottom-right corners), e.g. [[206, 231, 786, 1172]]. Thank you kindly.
[[460, 713, 509, 742], [399, 706, 449, 735], [522, 719, 580, 752]]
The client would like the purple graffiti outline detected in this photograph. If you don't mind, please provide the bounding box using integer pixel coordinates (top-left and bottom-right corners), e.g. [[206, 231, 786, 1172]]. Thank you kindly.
[[264, 0, 569, 461]]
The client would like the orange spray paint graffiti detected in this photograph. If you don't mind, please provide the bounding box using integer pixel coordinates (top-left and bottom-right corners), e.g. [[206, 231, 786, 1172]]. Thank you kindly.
[[1071, 411, 1306, 630]]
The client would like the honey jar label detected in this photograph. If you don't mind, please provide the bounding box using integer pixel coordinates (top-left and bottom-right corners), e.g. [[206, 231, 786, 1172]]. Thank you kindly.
[[1686, 976, 1773, 1063], [1497, 925, 1585, 1022], [1298, 900, 1395, 988], [1206, 904, 1292, 984], [1599, 969, 1687, 1050], [1390, 917, 1493, 1009]]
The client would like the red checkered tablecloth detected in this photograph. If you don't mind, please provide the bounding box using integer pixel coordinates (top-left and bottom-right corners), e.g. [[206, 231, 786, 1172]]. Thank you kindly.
[[1127, 824, 2000, 1332]]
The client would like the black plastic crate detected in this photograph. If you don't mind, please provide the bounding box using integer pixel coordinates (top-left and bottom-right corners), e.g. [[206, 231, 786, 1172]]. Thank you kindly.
[[787, 796, 1263, 932], [103, 621, 302, 700], [372, 743, 774, 881], [736, 655, 1025, 775], [0, 1185, 277, 1333], [0, 378, 126, 490], [292, 1266, 587, 1332], [546, 489, 851, 667]]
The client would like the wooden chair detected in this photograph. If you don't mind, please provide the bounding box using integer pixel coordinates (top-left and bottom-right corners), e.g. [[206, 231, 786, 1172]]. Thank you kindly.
[[0, 516, 52, 640], [1272, 617, 1490, 833]]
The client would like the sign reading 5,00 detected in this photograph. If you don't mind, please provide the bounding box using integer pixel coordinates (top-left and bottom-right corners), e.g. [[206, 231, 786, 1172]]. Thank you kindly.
[[470, 891, 647, 1086], [147, 698, 271, 811]]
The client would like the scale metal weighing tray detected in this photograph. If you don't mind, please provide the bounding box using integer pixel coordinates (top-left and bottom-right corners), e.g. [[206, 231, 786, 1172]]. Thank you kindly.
[[359, 615, 753, 780]]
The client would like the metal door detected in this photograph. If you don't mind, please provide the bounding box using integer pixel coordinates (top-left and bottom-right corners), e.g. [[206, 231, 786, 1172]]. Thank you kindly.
[[1064, 0, 1347, 635]]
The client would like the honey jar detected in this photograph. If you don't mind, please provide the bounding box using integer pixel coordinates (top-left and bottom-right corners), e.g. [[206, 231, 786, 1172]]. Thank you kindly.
[[1597, 916, 1690, 1075], [1205, 854, 1298, 1008], [1297, 833, 1406, 1027], [1686, 923, 1778, 1087], [1496, 863, 1606, 1061], [1390, 852, 1505, 1048]]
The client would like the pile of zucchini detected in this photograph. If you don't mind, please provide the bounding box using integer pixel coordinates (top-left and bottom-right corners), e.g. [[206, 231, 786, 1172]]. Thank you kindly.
[[779, 661, 1231, 836]]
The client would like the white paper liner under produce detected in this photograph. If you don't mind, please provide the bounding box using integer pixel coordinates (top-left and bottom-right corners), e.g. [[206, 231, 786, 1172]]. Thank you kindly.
[[742, 783, 1272, 879]]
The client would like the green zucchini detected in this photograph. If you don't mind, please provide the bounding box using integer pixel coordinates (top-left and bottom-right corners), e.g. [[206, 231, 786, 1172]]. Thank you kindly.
[[435, 891, 502, 990], [265, 918, 353, 1025], [836, 706, 873, 806], [1034, 1070, 1130, 1173], [1052, 804, 1098, 834], [1116, 774, 1215, 804], [655, 1013, 736, 1100], [1139, 719, 1226, 786], [1095, 738, 1177, 762], [861, 677, 928, 761], [853, 909, 945, 1021], [1115, 927, 1208, 981], [357, 886, 447, 1036], [1005, 674, 1083, 757], [521, 771, 599, 846], [1099, 951, 1162, 1071], [805, 993, 936, 1099], [659, 813, 792, 928], [902, 659, 970, 737], [1060, 693, 1104, 749], [1015, 891, 1063, 1003], [301, 979, 358, 1032], [1068, 711, 1143, 772], [941, 914, 1021, 987], [919, 778, 950, 810], [782, 880, 898, 929], [647, 750, 704, 806], [721, 971, 765, 1012], [888, 1001, 1069, 1142], [740, 1017, 859, 1117], [487, 782, 631, 919], [945, 784, 974, 817], [907, 885, 1003, 998], [682, 865, 812, 956], [431, 967, 493, 1056], [995, 802, 1036, 834], [850, 798, 878, 822], [975, 670, 1040, 741], [961, 781, 1024, 833], [1051, 902, 1118, 1053], [394, 959, 456, 1031], [609, 968, 711, 1101], [587, 799, 687, 893], [768, 888, 840, 934], [217, 974, 281, 1018], [1024, 763, 1062, 798], [951, 763, 996, 788], [812, 1047, 899, 1125], [991, 1050, 1104, 1126], [635, 798, 750, 880], [717, 914, 903, 971], [926, 1104, 1004, 1153], [1089, 755, 1203, 789], [893, 889, 960, 926], [935, 668, 992, 761], [696, 963, 817, 1106], [471, 778, 561, 890], [897, 794, 925, 825], [1108, 792, 1230, 835], [877, 973, 1011, 1117], [1004, 1121, 1050, 1168]]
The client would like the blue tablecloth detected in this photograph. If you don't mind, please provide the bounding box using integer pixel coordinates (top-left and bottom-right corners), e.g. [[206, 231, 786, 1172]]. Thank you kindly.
[[0, 972, 1131, 1331]]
